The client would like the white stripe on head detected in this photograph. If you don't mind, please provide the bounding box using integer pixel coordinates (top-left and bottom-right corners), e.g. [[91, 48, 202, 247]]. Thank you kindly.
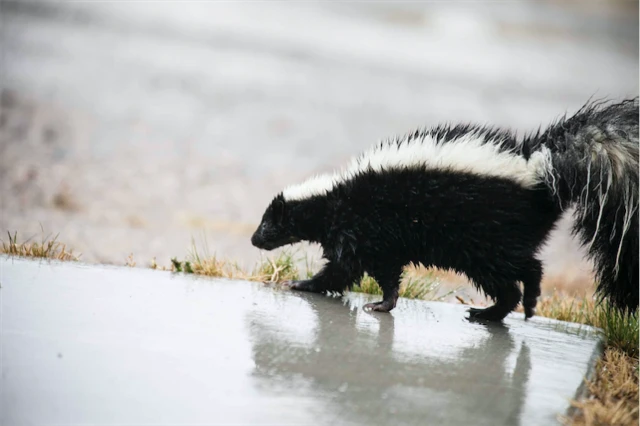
[[283, 130, 546, 202], [281, 174, 339, 201]]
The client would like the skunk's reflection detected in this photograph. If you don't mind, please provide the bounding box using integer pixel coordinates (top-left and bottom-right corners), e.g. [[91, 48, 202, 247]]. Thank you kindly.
[[246, 292, 531, 426]]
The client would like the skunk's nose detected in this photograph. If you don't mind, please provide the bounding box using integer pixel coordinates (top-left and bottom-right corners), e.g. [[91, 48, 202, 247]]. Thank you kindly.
[[251, 232, 262, 248]]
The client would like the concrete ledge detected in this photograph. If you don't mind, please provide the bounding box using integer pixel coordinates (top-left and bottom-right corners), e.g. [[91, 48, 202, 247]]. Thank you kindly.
[[0, 256, 602, 426]]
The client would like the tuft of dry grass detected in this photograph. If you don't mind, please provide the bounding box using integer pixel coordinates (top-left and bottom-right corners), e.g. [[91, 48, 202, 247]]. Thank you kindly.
[[566, 347, 639, 426], [523, 290, 597, 324], [124, 253, 136, 267], [351, 273, 383, 295], [149, 257, 171, 271], [251, 251, 300, 282], [351, 267, 457, 302], [400, 270, 456, 301], [171, 242, 244, 278], [170, 239, 301, 283], [0, 231, 79, 261]]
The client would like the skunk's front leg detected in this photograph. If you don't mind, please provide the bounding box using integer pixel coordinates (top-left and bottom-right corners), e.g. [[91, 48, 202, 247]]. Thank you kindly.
[[284, 260, 359, 294]]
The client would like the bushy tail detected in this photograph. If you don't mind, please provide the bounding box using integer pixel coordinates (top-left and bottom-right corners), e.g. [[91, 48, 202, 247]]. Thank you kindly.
[[530, 98, 639, 312]]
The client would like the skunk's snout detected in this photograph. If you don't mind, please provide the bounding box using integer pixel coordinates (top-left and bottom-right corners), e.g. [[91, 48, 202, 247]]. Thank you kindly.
[[251, 231, 263, 248], [251, 226, 275, 250]]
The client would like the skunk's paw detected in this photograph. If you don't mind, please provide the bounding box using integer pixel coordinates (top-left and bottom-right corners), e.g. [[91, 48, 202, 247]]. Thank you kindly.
[[467, 305, 509, 322], [524, 305, 536, 320], [363, 300, 395, 313], [282, 280, 319, 293]]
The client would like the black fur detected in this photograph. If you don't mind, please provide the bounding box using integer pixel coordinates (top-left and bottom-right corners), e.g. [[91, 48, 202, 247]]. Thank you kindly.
[[252, 99, 639, 320]]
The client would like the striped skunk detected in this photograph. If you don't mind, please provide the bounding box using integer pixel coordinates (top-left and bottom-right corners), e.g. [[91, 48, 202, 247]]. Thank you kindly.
[[251, 99, 638, 321]]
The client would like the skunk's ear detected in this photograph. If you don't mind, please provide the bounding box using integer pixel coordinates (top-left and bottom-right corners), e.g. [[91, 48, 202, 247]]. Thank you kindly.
[[274, 199, 285, 224], [271, 194, 286, 224]]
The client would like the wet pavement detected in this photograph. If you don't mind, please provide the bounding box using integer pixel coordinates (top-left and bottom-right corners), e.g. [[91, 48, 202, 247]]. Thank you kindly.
[[1, 256, 602, 426], [0, 1, 637, 292]]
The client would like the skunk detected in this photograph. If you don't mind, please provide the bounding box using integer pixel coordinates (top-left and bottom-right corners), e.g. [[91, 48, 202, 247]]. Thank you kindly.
[[251, 99, 638, 321]]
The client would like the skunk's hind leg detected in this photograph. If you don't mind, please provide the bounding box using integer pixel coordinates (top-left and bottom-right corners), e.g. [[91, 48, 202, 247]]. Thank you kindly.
[[285, 260, 360, 294], [521, 259, 542, 319], [468, 281, 521, 322], [363, 265, 402, 313]]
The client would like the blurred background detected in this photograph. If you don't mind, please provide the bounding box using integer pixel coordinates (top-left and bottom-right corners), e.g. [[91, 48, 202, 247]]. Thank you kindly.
[[1, 1, 638, 295]]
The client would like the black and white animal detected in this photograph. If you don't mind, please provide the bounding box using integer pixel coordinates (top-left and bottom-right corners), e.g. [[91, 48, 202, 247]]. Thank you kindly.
[[251, 99, 639, 321]]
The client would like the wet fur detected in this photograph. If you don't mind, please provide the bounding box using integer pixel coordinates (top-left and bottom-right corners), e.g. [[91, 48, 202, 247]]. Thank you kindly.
[[252, 99, 639, 320]]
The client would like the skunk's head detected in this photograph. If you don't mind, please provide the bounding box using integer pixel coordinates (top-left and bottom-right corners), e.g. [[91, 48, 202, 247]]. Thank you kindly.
[[251, 194, 301, 251]]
